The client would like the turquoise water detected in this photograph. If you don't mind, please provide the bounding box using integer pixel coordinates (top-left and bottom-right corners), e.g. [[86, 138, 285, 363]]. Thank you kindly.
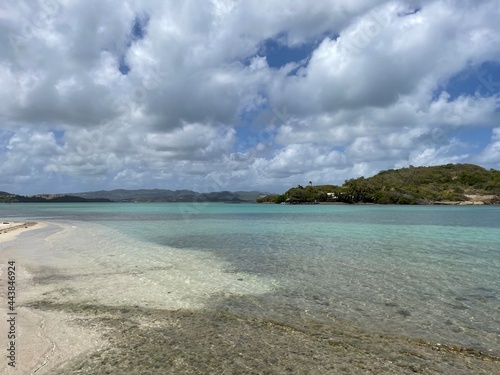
[[2, 203, 499, 354]]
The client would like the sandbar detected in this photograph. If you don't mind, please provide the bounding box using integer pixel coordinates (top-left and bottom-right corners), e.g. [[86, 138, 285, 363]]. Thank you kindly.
[[0, 222, 45, 243]]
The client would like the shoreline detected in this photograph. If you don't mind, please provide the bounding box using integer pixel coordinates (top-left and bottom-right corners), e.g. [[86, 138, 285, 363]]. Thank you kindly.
[[0, 222, 104, 374], [0, 221, 498, 374], [262, 201, 500, 205], [3, 201, 500, 207]]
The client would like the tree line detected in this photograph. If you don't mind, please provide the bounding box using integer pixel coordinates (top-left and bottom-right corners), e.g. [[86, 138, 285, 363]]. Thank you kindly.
[[257, 164, 500, 204]]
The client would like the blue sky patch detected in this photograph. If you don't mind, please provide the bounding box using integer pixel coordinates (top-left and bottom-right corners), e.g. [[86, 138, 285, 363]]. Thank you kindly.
[[118, 55, 130, 75], [118, 14, 150, 75], [438, 62, 500, 100], [234, 119, 279, 152], [53, 130, 65, 146], [131, 15, 149, 40], [258, 33, 317, 69], [456, 127, 493, 151]]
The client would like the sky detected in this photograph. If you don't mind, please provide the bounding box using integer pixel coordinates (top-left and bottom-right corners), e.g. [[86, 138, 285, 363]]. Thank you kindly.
[[1, 0, 500, 195]]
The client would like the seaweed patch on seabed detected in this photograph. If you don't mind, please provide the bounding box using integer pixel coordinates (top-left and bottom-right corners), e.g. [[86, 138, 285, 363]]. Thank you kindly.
[[25, 295, 500, 375]]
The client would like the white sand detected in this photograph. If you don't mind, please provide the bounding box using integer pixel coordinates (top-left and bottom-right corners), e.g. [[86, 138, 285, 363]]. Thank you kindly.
[[0, 222, 105, 374], [0, 222, 46, 244]]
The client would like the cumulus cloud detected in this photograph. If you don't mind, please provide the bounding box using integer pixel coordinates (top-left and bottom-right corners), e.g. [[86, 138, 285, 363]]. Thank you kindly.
[[0, 0, 500, 194]]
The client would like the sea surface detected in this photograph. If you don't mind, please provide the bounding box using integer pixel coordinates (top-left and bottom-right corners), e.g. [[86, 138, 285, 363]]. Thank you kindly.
[[2, 203, 500, 359]]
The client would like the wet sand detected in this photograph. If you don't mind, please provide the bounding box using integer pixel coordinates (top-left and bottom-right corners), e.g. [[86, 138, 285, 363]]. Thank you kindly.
[[0, 223, 499, 374]]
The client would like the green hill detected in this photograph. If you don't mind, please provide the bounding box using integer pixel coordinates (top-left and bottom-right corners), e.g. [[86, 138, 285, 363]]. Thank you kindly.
[[258, 164, 500, 205]]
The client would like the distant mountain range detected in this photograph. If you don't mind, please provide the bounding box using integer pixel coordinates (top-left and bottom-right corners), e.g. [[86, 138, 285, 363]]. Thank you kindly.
[[0, 189, 268, 203], [68, 189, 267, 202], [0, 193, 111, 203]]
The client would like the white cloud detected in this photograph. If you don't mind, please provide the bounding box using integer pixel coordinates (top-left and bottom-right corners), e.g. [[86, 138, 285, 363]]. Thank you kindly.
[[0, 0, 500, 194]]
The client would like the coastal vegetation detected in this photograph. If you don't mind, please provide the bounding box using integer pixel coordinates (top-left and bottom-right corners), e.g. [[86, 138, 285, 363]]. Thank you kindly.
[[257, 164, 500, 205]]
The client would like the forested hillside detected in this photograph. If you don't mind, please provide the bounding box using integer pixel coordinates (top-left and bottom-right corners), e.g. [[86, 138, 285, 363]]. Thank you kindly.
[[257, 164, 500, 205]]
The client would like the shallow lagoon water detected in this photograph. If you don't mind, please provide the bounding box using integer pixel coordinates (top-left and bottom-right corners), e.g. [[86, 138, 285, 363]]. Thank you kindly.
[[2, 203, 500, 372]]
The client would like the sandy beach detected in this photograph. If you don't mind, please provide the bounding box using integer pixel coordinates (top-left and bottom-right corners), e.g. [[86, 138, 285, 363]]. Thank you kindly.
[[0, 222, 104, 374], [0, 221, 499, 374]]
